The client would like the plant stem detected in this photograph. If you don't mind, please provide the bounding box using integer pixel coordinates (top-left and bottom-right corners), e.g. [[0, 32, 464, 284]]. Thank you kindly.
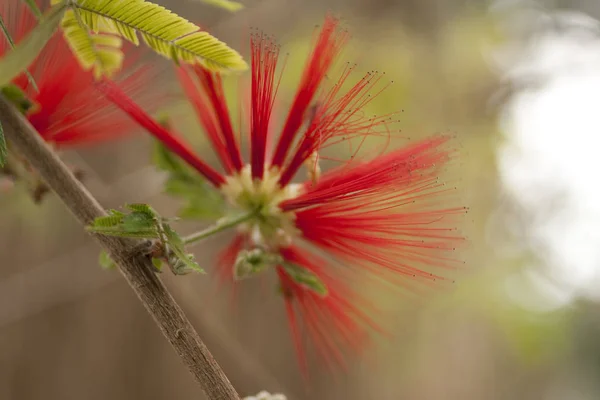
[[0, 94, 240, 400], [184, 211, 255, 245]]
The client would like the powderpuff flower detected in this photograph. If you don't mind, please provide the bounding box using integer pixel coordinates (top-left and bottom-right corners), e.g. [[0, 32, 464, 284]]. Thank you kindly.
[[98, 16, 466, 374], [0, 0, 158, 148]]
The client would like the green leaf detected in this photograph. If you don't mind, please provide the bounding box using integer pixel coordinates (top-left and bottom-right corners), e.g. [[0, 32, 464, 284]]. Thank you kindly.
[[1, 84, 36, 114], [58, 8, 124, 79], [151, 257, 163, 271], [163, 223, 205, 274], [153, 140, 189, 175], [233, 248, 275, 280], [90, 209, 125, 227], [198, 0, 244, 12], [154, 141, 224, 220], [0, 121, 6, 168], [87, 206, 159, 239], [88, 203, 203, 274], [87, 226, 159, 238], [166, 178, 224, 219], [63, 0, 247, 75], [0, 3, 67, 88], [281, 262, 328, 297], [98, 250, 116, 270], [121, 211, 156, 232]]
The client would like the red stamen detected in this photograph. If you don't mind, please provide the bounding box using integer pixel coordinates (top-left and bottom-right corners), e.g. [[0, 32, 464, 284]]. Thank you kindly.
[[281, 136, 466, 293], [250, 31, 281, 179], [96, 80, 225, 187], [279, 70, 393, 186], [1, 1, 164, 148], [277, 246, 381, 376], [176, 67, 235, 174], [271, 15, 348, 168], [193, 67, 243, 171]]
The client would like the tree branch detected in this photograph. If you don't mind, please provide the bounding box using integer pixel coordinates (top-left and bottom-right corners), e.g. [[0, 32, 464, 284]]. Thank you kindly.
[[0, 94, 240, 400]]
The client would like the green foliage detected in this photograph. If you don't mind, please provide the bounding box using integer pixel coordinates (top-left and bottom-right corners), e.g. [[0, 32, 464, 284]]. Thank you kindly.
[[1, 84, 36, 114], [281, 262, 327, 297], [56, 0, 247, 78], [162, 224, 204, 274], [88, 203, 204, 275], [233, 247, 327, 296], [98, 250, 116, 270], [153, 140, 224, 220], [233, 247, 329, 296], [0, 121, 6, 168], [59, 9, 124, 79], [199, 0, 244, 12], [0, 3, 66, 89], [234, 248, 276, 280]]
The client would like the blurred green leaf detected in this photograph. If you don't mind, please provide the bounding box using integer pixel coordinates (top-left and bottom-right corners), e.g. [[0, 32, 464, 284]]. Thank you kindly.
[[281, 262, 327, 297], [153, 140, 224, 220], [162, 223, 204, 274], [98, 250, 116, 270], [87, 206, 158, 238], [1, 84, 35, 114], [0, 3, 66, 88], [234, 248, 275, 280], [151, 256, 163, 271], [198, 0, 244, 12]]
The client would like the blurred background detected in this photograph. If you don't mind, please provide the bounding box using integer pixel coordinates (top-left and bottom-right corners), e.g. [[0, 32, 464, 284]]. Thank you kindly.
[[2, 0, 600, 398]]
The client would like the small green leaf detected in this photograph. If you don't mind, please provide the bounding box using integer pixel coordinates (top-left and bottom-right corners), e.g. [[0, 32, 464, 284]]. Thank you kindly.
[[151, 257, 163, 271], [88, 203, 203, 275], [1, 84, 36, 114], [87, 226, 159, 238], [126, 203, 159, 216], [198, 0, 244, 12], [99, 250, 116, 270], [121, 211, 157, 233], [166, 178, 224, 220], [234, 248, 276, 280], [281, 262, 328, 297], [163, 223, 205, 274], [153, 140, 187, 175], [87, 206, 158, 239], [0, 3, 67, 88], [154, 141, 225, 219], [0, 121, 6, 168], [90, 209, 125, 227]]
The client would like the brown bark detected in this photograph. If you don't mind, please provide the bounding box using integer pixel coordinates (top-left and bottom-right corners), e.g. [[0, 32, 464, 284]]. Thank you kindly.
[[0, 94, 240, 400]]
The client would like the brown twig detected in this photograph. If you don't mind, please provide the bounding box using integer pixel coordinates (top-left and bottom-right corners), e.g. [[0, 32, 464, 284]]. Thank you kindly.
[[0, 94, 240, 400]]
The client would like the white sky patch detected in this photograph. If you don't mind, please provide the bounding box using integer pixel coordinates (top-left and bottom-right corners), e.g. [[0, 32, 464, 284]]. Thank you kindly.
[[494, 6, 600, 310]]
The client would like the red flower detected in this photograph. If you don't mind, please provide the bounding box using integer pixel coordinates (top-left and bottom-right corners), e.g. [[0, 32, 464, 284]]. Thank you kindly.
[[0, 0, 158, 148], [98, 16, 466, 374]]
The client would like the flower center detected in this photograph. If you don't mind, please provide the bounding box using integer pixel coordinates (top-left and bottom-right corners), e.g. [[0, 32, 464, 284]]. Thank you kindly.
[[221, 165, 302, 249]]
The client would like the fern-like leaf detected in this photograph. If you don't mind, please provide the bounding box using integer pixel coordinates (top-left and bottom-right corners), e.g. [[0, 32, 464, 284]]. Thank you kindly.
[[62, 0, 247, 75], [59, 9, 123, 79]]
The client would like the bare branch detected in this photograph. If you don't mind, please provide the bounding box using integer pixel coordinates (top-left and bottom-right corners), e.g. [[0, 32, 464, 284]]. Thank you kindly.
[[0, 94, 240, 400]]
